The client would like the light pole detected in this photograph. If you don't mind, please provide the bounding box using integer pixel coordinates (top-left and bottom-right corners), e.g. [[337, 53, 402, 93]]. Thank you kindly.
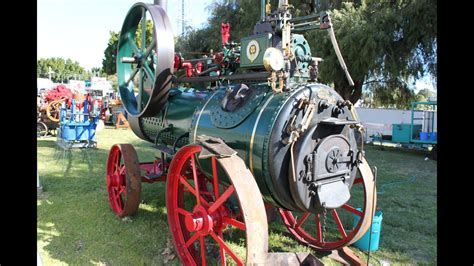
[[48, 66, 55, 81]]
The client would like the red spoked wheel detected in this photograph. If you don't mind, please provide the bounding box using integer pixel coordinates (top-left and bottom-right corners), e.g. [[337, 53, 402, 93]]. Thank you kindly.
[[166, 144, 268, 265], [106, 144, 142, 217], [279, 157, 376, 251]]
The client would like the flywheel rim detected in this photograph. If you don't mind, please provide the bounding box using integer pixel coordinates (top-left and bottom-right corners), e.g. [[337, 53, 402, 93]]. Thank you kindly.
[[117, 2, 174, 118]]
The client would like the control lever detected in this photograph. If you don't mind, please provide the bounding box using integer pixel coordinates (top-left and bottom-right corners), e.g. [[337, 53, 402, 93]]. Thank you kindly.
[[320, 13, 355, 86]]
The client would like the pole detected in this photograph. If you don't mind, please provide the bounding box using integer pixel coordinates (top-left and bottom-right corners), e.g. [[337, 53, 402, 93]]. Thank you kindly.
[[261, 0, 265, 21]]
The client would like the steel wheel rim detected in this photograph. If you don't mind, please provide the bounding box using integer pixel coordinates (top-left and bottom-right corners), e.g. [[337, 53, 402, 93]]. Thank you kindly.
[[117, 2, 174, 117], [37, 122, 48, 137], [106, 144, 141, 217], [279, 159, 376, 251], [166, 145, 248, 266]]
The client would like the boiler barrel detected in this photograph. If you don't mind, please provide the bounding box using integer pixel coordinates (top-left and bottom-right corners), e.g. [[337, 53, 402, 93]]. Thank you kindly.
[[130, 83, 356, 211]]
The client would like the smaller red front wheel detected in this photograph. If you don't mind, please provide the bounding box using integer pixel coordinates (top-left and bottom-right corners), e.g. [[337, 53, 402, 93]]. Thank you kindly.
[[106, 144, 142, 217]]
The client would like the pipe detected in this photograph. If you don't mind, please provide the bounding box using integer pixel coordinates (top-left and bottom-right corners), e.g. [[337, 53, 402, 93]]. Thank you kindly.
[[261, 0, 265, 21], [154, 0, 168, 12]]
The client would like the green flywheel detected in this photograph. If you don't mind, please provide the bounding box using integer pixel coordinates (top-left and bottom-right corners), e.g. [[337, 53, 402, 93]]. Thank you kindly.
[[117, 2, 174, 117]]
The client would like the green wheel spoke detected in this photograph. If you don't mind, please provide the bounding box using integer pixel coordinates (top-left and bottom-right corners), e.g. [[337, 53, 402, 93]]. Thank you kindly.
[[143, 64, 155, 81], [143, 38, 156, 59], [127, 34, 140, 55], [141, 7, 146, 52], [137, 69, 144, 112], [126, 67, 140, 86]]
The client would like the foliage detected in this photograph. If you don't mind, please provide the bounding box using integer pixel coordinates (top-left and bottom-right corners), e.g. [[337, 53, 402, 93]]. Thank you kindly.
[[102, 20, 154, 75], [175, 0, 437, 105], [102, 31, 120, 75], [37, 57, 87, 83], [359, 87, 434, 109]]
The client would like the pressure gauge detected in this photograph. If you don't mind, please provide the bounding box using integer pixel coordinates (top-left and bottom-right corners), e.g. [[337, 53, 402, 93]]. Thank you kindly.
[[263, 47, 284, 72]]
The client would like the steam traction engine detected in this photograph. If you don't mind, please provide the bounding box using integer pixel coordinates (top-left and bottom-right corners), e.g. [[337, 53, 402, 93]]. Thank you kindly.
[[106, 0, 377, 264]]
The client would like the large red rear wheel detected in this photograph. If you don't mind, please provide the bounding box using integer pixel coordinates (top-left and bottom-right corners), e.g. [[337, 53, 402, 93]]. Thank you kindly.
[[166, 144, 268, 265], [106, 144, 142, 217], [279, 157, 376, 251]]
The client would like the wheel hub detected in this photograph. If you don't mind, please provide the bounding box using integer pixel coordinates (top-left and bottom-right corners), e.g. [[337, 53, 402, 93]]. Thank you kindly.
[[184, 205, 229, 235]]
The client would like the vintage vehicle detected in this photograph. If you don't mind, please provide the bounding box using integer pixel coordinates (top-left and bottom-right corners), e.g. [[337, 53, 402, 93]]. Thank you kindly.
[[105, 0, 377, 264]]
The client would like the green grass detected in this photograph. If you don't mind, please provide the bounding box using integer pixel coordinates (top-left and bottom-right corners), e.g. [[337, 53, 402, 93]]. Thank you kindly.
[[37, 127, 437, 265]]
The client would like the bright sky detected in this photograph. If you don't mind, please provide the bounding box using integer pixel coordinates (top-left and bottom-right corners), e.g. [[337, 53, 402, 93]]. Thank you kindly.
[[37, 0, 213, 70], [38, 0, 435, 92]]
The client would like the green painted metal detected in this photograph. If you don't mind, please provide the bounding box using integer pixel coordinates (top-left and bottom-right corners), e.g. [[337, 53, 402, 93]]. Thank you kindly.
[[240, 34, 273, 69], [392, 123, 421, 143], [117, 3, 174, 117], [290, 34, 312, 80], [137, 88, 208, 147]]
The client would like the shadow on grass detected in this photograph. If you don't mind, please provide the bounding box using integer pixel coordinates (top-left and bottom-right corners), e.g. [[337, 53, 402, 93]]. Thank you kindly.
[[37, 132, 436, 265]]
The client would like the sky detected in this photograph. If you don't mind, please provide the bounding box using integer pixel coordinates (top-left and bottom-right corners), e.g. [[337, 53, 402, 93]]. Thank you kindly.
[[37, 0, 435, 92], [37, 0, 213, 70]]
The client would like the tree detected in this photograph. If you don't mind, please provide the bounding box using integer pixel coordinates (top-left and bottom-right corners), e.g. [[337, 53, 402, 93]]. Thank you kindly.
[[175, 0, 436, 105], [102, 31, 120, 75], [102, 20, 154, 75], [37, 57, 86, 83]]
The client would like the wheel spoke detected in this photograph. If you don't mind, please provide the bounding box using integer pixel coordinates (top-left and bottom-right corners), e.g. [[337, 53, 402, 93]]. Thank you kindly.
[[141, 7, 146, 52], [295, 213, 310, 228], [143, 38, 156, 59], [143, 63, 155, 81], [137, 69, 144, 112], [190, 156, 201, 206], [185, 233, 200, 248], [200, 236, 206, 266], [179, 176, 210, 207], [222, 217, 246, 231], [125, 67, 140, 86], [212, 157, 219, 199], [219, 231, 227, 266], [208, 185, 235, 214], [209, 231, 243, 265], [342, 204, 363, 217], [127, 34, 140, 54], [315, 214, 322, 242], [331, 209, 348, 238], [119, 165, 126, 175], [177, 208, 192, 216]]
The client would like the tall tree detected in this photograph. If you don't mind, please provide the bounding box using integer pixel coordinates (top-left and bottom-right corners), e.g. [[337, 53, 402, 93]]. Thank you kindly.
[[102, 31, 120, 75], [175, 0, 437, 104], [37, 57, 86, 83]]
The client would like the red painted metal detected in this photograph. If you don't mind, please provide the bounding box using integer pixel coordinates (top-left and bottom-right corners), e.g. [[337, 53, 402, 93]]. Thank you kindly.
[[278, 175, 369, 251], [221, 23, 230, 45], [182, 62, 193, 77], [195, 62, 203, 75], [106, 144, 141, 217], [174, 53, 183, 70], [45, 84, 73, 103], [166, 145, 246, 265]]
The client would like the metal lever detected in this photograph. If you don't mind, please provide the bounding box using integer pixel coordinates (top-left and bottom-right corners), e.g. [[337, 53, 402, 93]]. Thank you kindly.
[[323, 14, 355, 86]]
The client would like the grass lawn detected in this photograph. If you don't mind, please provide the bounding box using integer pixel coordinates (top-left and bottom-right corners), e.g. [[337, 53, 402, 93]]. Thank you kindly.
[[37, 127, 437, 265]]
